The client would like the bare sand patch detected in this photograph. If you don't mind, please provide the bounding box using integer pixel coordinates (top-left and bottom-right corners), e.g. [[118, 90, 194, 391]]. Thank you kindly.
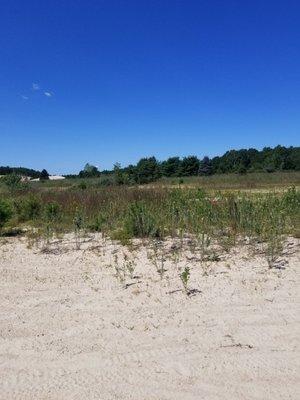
[[0, 234, 299, 399]]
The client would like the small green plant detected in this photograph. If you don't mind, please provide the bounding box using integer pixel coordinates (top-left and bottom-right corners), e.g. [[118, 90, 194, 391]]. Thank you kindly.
[[266, 236, 284, 269], [123, 252, 136, 279], [88, 213, 106, 232], [73, 208, 84, 249], [169, 242, 182, 272], [110, 228, 131, 246], [44, 202, 60, 223], [148, 239, 166, 279], [43, 202, 61, 245], [198, 232, 211, 261], [25, 228, 42, 249], [180, 266, 190, 296]]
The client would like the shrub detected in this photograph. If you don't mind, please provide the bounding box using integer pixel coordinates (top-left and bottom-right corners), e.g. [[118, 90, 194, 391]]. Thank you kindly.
[[88, 213, 107, 232], [98, 178, 113, 187], [19, 196, 42, 221], [77, 181, 87, 190], [44, 202, 61, 223], [3, 174, 27, 192], [0, 199, 13, 229], [124, 201, 160, 238]]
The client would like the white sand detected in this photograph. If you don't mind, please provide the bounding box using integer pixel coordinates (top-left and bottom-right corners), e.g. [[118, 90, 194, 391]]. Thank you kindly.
[[0, 234, 299, 400]]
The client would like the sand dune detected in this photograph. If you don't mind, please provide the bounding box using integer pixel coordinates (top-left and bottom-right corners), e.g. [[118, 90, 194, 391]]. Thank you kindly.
[[0, 234, 299, 399]]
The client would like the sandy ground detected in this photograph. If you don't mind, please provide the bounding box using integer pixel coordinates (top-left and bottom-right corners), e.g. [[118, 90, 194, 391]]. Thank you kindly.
[[0, 234, 299, 400]]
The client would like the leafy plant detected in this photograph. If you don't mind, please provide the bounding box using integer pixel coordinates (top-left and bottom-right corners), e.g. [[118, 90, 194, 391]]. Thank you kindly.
[[148, 240, 166, 279], [73, 208, 84, 249], [180, 267, 190, 296]]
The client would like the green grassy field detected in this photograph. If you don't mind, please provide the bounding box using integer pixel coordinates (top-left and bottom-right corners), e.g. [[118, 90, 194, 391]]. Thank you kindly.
[[17, 170, 300, 192], [154, 171, 300, 191]]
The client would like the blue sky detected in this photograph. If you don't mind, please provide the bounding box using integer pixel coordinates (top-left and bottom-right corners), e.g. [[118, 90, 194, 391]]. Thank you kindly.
[[1, 0, 299, 174]]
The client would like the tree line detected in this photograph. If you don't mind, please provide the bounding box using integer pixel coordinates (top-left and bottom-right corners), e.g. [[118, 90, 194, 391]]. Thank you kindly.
[[1, 145, 299, 185], [0, 166, 42, 178], [74, 145, 300, 184]]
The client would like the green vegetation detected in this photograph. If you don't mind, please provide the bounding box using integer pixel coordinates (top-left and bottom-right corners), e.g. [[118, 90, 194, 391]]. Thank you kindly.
[[1, 146, 299, 186], [156, 171, 300, 190], [103, 146, 300, 184], [2, 173, 27, 192], [0, 166, 41, 178], [0, 180, 299, 266], [0, 199, 12, 231], [40, 169, 49, 180], [79, 163, 100, 178], [180, 267, 191, 296], [1, 146, 299, 269]]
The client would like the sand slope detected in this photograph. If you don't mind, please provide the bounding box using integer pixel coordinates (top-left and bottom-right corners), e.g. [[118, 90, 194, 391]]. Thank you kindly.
[[0, 234, 299, 399]]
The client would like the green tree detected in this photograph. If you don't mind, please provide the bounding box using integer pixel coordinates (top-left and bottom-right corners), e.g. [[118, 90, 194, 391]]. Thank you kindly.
[[181, 156, 200, 176], [114, 163, 124, 185], [135, 157, 161, 184], [123, 164, 137, 184], [79, 163, 100, 178], [161, 157, 182, 177], [199, 156, 213, 175], [40, 169, 49, 180]]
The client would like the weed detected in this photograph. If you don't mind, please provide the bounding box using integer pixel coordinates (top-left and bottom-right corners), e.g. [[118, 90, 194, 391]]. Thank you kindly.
[[73, 208, 84, 249], [180, 267, 190, 296], [42, 202, 61, 246], [112, 253, 125, 284], [123, 252, 136, 279], [124, 201, 160, 238], [0, 184, 298, 252], [148, 239, 166, 279]]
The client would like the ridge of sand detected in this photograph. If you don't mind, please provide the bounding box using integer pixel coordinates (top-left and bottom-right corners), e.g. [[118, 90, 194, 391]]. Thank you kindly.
[[0, 234, 299, 399]]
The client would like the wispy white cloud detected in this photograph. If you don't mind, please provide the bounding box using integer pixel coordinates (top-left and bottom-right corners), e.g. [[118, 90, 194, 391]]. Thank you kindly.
[[22, 83, 54, 100], [32, 83, 40, 91]]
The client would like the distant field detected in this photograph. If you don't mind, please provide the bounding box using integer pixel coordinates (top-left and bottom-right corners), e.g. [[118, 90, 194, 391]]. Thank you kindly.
[[25, 171, 300, 192], [156, 171, 300, 191], [0, 172, 299, 200]]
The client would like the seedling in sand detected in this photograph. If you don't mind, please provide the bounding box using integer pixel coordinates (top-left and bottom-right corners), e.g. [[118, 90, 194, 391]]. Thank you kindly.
[[180, 266, 190, 296], [113, 253, 125, 283], [123, 252, 136, 279], [149, 239, 166, 279]]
